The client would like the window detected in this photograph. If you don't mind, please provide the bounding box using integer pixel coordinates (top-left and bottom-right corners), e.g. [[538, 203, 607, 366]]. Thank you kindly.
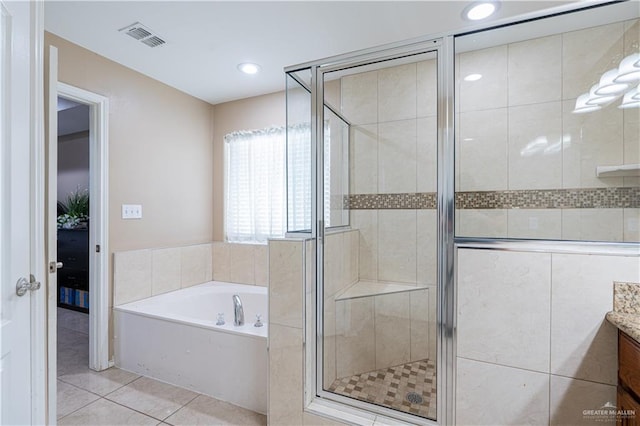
[[224, 127, 286, 243], [225, 123, 331, 243]]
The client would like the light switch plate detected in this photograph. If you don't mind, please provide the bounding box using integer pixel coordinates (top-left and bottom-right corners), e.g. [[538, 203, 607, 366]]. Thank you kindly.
[[122, 204, 142, 219]]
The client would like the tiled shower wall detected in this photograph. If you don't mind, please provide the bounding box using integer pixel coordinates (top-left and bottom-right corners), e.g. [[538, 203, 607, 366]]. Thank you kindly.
[[342, 59, 438, 286], [113, 241, 268, 306], [322, 230, 434, 383], [456, 19, 640, 242], [456, 248, 640, 425]]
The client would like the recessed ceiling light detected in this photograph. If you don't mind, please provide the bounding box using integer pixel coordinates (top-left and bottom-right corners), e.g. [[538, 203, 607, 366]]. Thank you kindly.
[[464, 73, 482, 82], [464, 2, 499, 21], [238, 63, 261, 75]]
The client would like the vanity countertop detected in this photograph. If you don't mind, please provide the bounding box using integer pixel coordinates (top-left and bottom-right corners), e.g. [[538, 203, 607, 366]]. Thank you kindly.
[[606, 281, 640, 344], [606, 311, 640, 345]]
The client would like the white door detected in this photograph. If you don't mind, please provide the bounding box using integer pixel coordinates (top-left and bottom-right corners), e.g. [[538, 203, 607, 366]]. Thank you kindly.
[[0, 1, 42, 424]]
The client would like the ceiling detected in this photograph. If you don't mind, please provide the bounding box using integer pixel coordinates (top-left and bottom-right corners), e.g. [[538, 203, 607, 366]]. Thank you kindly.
[[45, 1, 579, 106]]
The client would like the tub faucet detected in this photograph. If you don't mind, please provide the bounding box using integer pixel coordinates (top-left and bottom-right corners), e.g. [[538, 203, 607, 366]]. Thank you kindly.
[[232, 294, 244, 326]]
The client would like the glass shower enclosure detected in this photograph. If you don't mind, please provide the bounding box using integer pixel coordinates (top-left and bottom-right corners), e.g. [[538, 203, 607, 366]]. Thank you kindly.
[[286, 43, 442, 423]]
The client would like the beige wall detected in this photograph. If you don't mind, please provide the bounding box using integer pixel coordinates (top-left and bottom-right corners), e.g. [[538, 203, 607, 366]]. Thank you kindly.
[[211, 92, 286, 241], [46, 32, 215, 354]]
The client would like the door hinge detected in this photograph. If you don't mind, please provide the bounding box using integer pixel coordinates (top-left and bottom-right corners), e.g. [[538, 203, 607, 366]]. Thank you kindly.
[[96, 244, 101, 253]]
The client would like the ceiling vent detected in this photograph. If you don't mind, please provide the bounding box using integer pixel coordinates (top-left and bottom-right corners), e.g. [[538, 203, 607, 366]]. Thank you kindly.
[[119, 22, 166, 48]]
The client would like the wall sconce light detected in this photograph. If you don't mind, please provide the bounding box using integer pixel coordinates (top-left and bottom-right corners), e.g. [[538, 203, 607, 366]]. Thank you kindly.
[[614, 53, 640, 83], [619, 88, 640, 109], [595, 68, 630, 95], [573, 93, 602, 114]]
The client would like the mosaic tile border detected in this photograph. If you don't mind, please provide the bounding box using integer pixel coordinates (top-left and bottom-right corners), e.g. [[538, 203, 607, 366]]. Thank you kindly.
[[346, 187, 639, 210], [346, 193, 437, 209]]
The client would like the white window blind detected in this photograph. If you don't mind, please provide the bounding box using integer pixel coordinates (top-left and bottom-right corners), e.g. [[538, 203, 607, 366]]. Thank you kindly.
[[224, 124, 329, 243], [224, 128, 286, 243]]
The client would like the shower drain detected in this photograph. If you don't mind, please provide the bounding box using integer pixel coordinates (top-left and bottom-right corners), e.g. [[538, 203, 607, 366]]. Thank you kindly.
[[406, 392, 424, 404]]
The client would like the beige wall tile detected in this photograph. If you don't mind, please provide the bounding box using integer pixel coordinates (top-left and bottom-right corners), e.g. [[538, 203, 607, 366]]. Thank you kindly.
[[562, 22, 624, 100], [378, 210, 417, 284], [378, 63, 417, 122], [254, 245, 269, 287], [344, 230, 359, 286], [622, 19, 639, 184], [375, 292, 411, 369], [351, 210, 378, 281], [508, 35, 562, 106], [336, 297, 375, 378], [551, 253, 640, 385], [508, 102, 563, 190], [409, 289, 429, 362], [212, 242, 230, 282], [417, 210, 437, 286], [269, 324, 303, 426], [457, 249, 551, 373], [151, 247, 181, 296], [229, 243, 255, 285], [269, 240, 303, 328], [549, 375, 617, 426], [378, 120, 417, 194], [456, 358, 550, 426], [180, 244, 212, 288], [624, 208, 640, 242], [562, 100, 624, 189], [458, 209, 508, 238], [507, 209, 562, 240], [350, 125, 378, 194], [623, 19, 639, 55], [324, 232, 345, 299], [417, 116, 437, 193], [341, 71, 378, 125], [417, 59, 437, 118], [324, 297, 337, 388], [623, 106, 639, 188], [459, 108, 508, 191], [459, 45, 508, 112], [113, 249, 152, 305], [562, 209, 624, 242]]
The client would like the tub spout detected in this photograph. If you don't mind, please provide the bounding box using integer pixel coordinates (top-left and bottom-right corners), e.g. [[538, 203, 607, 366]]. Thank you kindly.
[[232, 294, 244, 326]]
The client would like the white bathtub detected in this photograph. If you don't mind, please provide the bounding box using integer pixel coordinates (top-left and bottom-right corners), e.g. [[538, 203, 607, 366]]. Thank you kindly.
[[114, 281, 268, 414]]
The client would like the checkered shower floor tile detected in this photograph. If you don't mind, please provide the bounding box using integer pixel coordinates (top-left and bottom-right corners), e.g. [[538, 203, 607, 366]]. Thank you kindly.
[[327, 359, 436, 419]]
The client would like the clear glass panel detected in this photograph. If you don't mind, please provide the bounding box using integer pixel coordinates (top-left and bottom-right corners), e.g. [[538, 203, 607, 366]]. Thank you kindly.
[[286, 69, 312, 233], [321, 51, 438, 421], [454, 4, 640, 242], [324, 106, 349, 228]]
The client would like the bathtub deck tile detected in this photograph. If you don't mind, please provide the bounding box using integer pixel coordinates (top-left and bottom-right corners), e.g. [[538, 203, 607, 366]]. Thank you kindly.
[[165, 394, 266, 426], [106, 376, 199, 421]]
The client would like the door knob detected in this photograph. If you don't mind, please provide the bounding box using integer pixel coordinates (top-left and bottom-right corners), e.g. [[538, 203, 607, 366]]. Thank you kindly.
[[49, 261, 63, 273], [16, 275, 41, 297]]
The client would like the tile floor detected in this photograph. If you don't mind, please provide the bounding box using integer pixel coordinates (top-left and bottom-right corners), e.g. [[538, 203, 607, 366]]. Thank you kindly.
[[57, 308, 267, 425], [328, 359, 437, 419]]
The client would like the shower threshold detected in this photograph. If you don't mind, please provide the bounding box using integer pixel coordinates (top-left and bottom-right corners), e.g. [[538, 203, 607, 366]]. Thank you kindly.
[[327, 359, 436, 419]]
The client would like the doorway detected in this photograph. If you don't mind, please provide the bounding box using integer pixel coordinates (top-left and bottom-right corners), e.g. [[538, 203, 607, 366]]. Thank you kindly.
[[48, 77, 111, 420], [56, 94, 92, 385]]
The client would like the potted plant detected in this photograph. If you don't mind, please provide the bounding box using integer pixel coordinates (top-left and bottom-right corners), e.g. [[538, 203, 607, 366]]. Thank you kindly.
[[57, 188, 89, 229]]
